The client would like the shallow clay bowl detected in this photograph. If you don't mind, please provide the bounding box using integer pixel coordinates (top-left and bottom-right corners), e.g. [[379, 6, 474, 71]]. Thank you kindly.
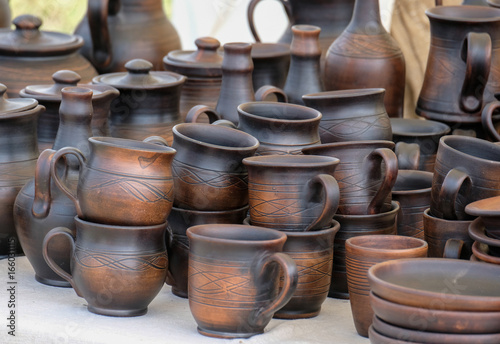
[[369, 292, 500, 334], [369, 326, 421, 344], [468, 218, 500, 256], [472, 242, 500, 265], [372, 315, 500, 344], [368, 258, 500, 311]]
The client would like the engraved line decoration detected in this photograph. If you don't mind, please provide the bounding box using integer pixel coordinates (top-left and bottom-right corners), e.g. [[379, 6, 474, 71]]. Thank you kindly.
[[75, 251, 168, 271], [172, 160, 248, 189]]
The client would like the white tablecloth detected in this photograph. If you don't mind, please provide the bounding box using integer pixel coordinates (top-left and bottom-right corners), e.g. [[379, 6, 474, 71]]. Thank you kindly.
[[0, 257, 370, 344]]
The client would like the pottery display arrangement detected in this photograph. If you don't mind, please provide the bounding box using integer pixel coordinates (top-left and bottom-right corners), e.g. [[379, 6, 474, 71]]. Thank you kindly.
[[466, 196, 500, 263]]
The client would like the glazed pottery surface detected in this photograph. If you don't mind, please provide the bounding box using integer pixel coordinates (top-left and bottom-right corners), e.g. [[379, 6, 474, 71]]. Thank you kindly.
[[303, 141, 397, 215], [251, 42, 290, 91], [243, 155, 340, 231], [75, 0, 181, 73], [368, 258, 500, 311], [171, 123, 259, 211], [43, 217, 168, 316], [187, 224, 298, 338]]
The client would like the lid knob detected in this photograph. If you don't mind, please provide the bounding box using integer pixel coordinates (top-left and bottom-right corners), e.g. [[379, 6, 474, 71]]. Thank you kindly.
[[195, 37, 220, 52], [125, 59, 153, 74], [13, 15, 42, 31], [52, 70, 81, 85]]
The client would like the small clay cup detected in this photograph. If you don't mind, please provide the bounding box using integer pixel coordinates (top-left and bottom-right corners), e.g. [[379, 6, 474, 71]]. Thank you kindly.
[[243, 155, 340, 231], [345, 235, 428, 337], [187, 224, 298, 338], [43, 217, 168, 316]]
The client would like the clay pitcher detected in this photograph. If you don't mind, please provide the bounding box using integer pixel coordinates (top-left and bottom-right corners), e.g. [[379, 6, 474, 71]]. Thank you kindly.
[[75, 0, 182, 73]]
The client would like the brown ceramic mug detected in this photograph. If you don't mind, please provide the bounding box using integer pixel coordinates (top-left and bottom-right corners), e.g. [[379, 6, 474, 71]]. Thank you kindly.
[[187, 224, 298, 338], [43, 217, 168, 317], [243, 155, 340, 231]]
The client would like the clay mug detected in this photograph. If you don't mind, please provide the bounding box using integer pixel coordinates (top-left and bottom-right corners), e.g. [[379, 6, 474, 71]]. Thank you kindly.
[[345, 235, 428, 337], [171, 123, 259, 211], [43, 217, 168, 316], [50, 136, 176, 226], [187, 224, 298, 338], [430, 135, 500, 220], [303, 141, 398, 215], [243, 155, 340, 231]]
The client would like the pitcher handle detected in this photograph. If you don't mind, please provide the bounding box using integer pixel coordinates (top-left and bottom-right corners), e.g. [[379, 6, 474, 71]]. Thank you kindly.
[[185, 105, 221, 124], [50, 147, 86, 219], [481, 101, 500, 142], [367, 148, 399, 215], [304, 174, 340, 231], [460, 32, 492, 114], [250, 252, 298, 327], [247, 0, 293, 43], [395, 142, 420, 171], [88, 0, 113, 70], [438, 168, 472, 220], [255, 85, 288, 103], [443, 239, 467, 260], [32, 149, 56, 219]]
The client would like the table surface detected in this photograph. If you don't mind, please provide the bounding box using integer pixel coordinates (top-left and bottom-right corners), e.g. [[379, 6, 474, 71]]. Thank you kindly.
[[0, 256, 370, 344]]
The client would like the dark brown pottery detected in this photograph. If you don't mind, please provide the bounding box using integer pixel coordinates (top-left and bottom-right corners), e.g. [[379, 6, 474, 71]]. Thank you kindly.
[[0, 15, 97, 99], [187, 224, 298, 338], [252, 42, 290, 91], [465, 195, 500, 238], [164, 37, 223, 121], [392, 170, 432, 239], [330, 201, 399, 299], [75, 0, 181, 73], [368, 258, 500, 311], [20, 70, 119, 150], [50, 137, 176, 226], [417, 6, 500, 125], [238, 101, 321, 155], [468, 216, 500, 257], [324, 0, 405, 118], [391, 118, 450, 172], [303, 141, 398, 215], [166, 206, 249, 298], [430, 135, 500, 220], [346, 235, 428, 337], [0, 0, 10, 28], [368, 326, 419, 344], [472, 241, 500, 265], [302, 88, 392, 143], [171, 123, 259, 211], [283, 25, 323, 105], [43, 217, 168, 316], [243, 155, 339, 231]]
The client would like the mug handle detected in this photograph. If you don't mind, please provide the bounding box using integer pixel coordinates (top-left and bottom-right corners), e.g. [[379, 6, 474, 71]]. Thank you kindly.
[[250, 252, 298, 327], [185, 105, 221, 124], [443, 239, 466, 260], [304, 174, 340, 231], [366, 148, 399, 215], [247, 0, 293, 43], [42, 227, 82, 296], [32, 149, 56, 219], [395, 142, 420, 171], [255, 85, 288, 103], [481, 101, 500, 142], [438, 168, 472, 220], [460, 32, 492, 114], [143, 136, 170, 146], [50, 147, 86, 218]]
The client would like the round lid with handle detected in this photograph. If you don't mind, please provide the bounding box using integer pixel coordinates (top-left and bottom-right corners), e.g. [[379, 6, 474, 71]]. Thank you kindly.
[[0, 84, 38, 114], [0, 15, 84, 56]]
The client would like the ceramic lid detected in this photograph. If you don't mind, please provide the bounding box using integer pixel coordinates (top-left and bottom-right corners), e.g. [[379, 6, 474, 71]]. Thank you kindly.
[[465, 196, 500, 217], [0, 84, 38, 114], [93, 59, 186, 89], [164, 37, 223, 77], [0, 15, 83, 57]]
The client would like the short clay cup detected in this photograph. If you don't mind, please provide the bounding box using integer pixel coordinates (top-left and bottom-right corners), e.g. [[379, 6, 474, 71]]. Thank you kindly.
[[171, 123, 259, 211], [431, 135, 500, 220], [166, 205, 249, 298], [50, 137, 176, 226], [423, 208, 473, 258], [392, 170, 433, 239], [243, 155, 340, 231], [43, 217, 168, 316], [187, 224, 298, 339], [303, 141, 398, 215], [345, 235, 428, 337]]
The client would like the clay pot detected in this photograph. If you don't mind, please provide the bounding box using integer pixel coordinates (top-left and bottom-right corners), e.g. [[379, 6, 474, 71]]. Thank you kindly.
[[93, 59, 186, 144], [43, 217, 168, 316], [0, 15, 97, 98], [345, 235, 428, 337], [324, 0, 405, 118], [50, 136, 176, 226], [303, 88, 392, 143], [303, 141, 398, 215], [75, 0, 181, 73], [283, 25, 323, 105], [20, 70, 119, 150], [187, 224, 298, 338], [251, 43, 290, 91], [171, 123, 259, 211], [0, 0, 10, 28]]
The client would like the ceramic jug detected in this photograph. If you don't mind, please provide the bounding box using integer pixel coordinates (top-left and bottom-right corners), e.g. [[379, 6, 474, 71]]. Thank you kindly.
[[75, 0, 181, 73]]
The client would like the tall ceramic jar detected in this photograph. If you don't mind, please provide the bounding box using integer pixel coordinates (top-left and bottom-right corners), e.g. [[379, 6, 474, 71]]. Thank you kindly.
[[324, 0, 405, 118], [14, 87, 93, 286], [0, 84, 45, 256]]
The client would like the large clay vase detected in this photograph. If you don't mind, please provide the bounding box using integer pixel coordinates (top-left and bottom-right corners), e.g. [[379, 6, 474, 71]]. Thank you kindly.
[[0, 0, 10, 28], [74, 0, 181, 73], [324, 0, 405, 118], [14, 87, 93, 286]]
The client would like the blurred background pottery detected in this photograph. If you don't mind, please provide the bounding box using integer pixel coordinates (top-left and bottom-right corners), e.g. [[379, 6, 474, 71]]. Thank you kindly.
[[251, 42, 290, 91]]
